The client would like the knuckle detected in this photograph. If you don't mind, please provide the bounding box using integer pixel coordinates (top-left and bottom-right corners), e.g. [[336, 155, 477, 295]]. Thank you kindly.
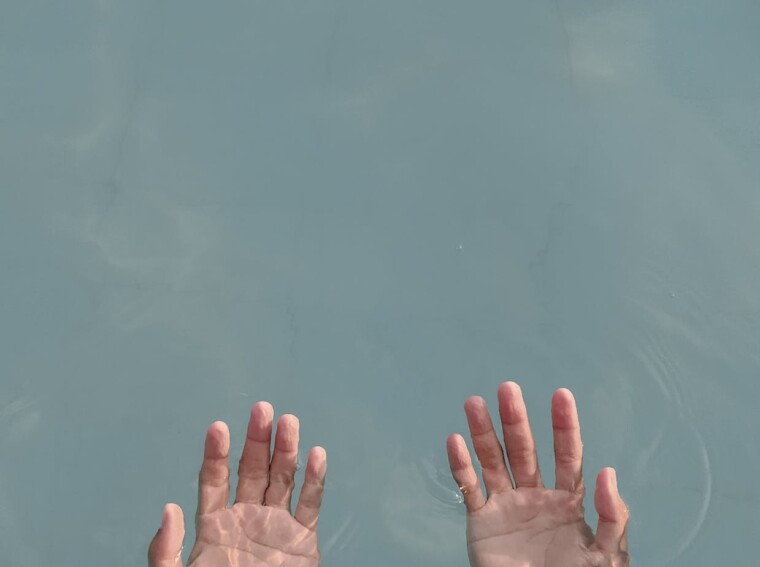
[[554, 450, 582, 465], [507, 447, 535, 465]]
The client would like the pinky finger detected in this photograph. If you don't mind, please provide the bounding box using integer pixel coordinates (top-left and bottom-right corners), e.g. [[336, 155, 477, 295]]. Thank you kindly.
[[148, 503, 185, 567], [447, 434, 486, 512], [593, 468, 630, 554], [295, 446, 327, 530]]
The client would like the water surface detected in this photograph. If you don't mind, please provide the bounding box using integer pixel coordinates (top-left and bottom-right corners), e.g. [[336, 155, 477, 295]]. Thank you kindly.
[[1, 1, 759, 565]]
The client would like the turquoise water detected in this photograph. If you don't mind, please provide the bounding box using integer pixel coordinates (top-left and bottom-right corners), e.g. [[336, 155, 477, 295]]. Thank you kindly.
[[2, 1, 759, 565]]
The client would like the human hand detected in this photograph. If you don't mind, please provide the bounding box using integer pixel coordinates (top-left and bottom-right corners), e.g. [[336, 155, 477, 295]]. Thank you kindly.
[[447, 382, 630, 567], [148, 402, 327, 567]]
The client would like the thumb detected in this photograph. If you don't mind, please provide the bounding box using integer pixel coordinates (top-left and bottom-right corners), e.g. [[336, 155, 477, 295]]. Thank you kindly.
[[148, 503, 186, 567], [593, 468, 630, 554]]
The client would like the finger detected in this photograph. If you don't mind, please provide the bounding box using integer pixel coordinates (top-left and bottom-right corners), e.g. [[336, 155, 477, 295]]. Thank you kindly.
[[263, 414, 300, 511], [148, 503, 185, 567], [498, 382, 543, 488], [235, 401, 275, 504], [593, 468, 630, 553], [197, 421, 231, 517], [552, 388, 584, 493], [295, 446, 327, 529], [465, 396, 513, 494], [446, 433, 486, 512]]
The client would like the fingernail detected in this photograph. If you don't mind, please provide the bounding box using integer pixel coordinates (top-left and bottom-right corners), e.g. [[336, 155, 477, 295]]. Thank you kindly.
[[162, 504, 171, 529], [609, 468, 618, 491]]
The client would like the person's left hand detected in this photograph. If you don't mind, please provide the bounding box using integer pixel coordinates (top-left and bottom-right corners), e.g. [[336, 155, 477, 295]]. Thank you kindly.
[[148, 402, 327, 567]]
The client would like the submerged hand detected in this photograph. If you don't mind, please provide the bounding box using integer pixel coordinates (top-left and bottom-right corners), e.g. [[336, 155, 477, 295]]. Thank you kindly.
[[447, 382, 630, 567], [149, 402, 327, 567]]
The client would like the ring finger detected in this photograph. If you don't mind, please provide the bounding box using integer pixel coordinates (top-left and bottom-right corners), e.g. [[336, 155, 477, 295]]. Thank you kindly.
[[263, 414, 300, 511]]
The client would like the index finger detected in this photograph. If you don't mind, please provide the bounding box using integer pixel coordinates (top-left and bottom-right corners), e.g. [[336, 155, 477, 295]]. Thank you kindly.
[[197, 421, 231, 517]]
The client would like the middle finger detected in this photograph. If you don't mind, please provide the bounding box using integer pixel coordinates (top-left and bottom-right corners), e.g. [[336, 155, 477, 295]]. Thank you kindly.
[[498, 382, 543, 488], [235, 401, 274, 505]]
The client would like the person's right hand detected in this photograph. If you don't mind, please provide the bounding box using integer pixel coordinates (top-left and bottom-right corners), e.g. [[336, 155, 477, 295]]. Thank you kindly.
[[447, 382, 630, 567]]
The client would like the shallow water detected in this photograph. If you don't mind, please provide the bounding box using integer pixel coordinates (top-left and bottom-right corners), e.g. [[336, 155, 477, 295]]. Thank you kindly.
[[1, 1, 759, 566]]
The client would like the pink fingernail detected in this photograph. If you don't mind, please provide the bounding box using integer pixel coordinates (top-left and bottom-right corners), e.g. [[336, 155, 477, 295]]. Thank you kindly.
[[162, 504, 171, 529]]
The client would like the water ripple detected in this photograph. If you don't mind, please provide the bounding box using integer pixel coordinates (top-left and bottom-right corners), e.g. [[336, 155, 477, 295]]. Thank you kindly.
[[622, 330, 713, 566]]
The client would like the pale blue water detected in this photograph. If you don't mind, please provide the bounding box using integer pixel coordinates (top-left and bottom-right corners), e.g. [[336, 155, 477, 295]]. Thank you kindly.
[[1, 1, 759, 566]]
